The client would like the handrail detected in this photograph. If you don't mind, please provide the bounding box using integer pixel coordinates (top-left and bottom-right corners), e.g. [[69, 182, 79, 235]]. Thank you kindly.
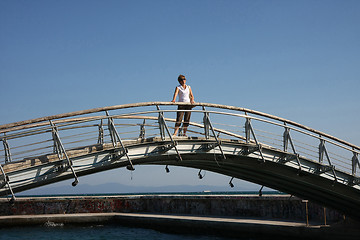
[[1, 102, 358, 151]]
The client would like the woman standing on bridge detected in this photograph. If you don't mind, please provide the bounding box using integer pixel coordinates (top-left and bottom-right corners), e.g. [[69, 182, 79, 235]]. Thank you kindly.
[[171, 74, 195, 137]]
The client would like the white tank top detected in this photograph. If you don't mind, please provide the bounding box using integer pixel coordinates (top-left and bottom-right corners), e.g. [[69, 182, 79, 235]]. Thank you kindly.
[[177, 85, 191, 102]]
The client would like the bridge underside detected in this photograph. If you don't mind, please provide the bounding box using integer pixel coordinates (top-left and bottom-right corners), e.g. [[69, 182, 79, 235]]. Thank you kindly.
[[1, 137, 360, 220]]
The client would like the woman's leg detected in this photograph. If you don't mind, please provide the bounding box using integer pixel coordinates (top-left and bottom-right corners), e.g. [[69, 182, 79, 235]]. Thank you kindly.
[[182, 107, 192, 136], [173, 107, 184, 136]]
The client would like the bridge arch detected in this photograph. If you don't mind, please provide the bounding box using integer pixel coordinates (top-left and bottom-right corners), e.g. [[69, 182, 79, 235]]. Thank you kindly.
[[1, 102, 359, 219]]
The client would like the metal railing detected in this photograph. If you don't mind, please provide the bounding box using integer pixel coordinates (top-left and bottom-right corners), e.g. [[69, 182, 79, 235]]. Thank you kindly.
[[1, 102, 359, 189]]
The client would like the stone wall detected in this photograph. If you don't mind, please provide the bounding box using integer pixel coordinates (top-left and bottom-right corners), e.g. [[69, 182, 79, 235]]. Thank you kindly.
[[0, 194, 344, 223]]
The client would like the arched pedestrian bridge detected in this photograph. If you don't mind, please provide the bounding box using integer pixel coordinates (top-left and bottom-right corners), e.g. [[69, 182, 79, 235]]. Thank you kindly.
[[1, 102, 360, 219]]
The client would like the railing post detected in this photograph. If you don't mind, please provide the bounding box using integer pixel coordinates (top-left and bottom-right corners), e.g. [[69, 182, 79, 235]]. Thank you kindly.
[[203, 111, 210, 139], [51, 124, 63, 160], [0, 164, 16, 201], [158, 111, 166, 140], [105, 111, 135, 170], [319, 138, 325, 164], [280, 125, 301, 170], [139, 119, 146, 139], [0, 135, 15, 200], [243, 115, 265, 162], [317, 137, 337, 182], [352, 151, 359, 175], [202, 106, 226, 161], [302, 200, 309, 227], [156, 105, 183, 161], [245, 116, 251, 143], [97, 119, 104, 145], [49, 120, 79, 186], [283, 125, 290, 152], [2, 134, 12, 163], [107, 114, 117, 148]]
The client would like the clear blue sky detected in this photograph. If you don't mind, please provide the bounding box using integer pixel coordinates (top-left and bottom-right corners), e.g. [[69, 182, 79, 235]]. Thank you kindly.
[[1, 0, 359, 193]]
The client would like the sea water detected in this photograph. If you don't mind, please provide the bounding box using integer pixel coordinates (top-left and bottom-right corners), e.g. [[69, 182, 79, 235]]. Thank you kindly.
[[0, 224, 247, 240]]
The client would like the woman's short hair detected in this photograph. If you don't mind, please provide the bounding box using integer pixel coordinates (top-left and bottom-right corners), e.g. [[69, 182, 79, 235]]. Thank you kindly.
[[178, 74, 185, 83]]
